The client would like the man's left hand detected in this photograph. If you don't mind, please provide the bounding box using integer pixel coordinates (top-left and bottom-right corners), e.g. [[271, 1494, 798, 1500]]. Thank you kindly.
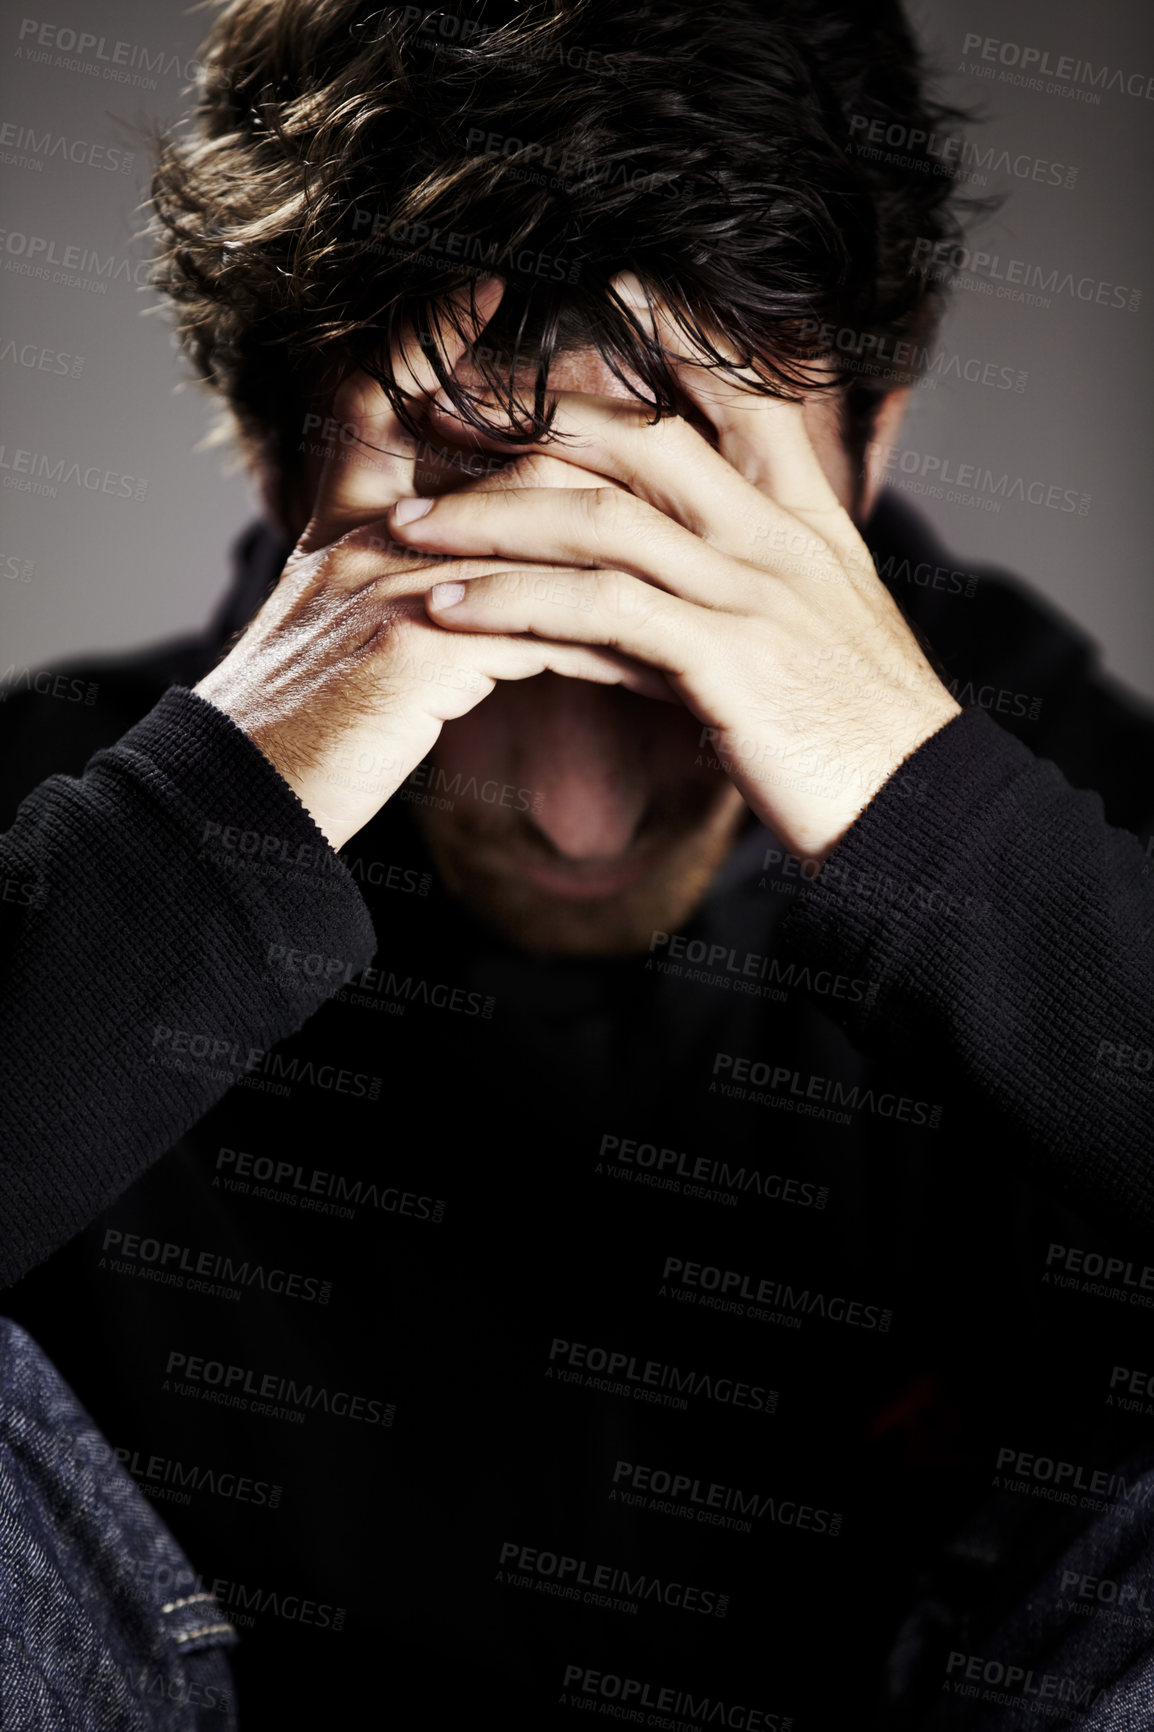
[[387, 316, 960, 863]]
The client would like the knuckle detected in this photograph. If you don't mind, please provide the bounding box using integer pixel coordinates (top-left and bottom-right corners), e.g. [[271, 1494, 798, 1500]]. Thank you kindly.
[[379, 601, 424, 641], [340, 521, 402, 559], [284, 541, 329, 584], [491, 568, 520, 601], [481, 569, 523, 611], [363, 601, 421, 656], [488, 453, 557, 491], [524, 453, 576, 487], [582, 485, 630, 539], [652, 411, 692, 453], [593, 568, 635, 620], [614, 401, 653, 438]]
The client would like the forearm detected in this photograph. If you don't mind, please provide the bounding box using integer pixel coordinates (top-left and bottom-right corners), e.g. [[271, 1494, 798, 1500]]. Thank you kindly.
[[776, 705, 1154, 1223], [0, 685, 378, 1287]]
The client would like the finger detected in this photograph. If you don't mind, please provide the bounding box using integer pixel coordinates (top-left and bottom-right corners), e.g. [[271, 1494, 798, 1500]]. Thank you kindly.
[[308, 515, 650, 602], [611, 271, 850, 531], [444, 450, 625, 498], [426, 382, 776, 554], [424, 563, 696, 686], [399, 615, 679, 708], [303, 276, 505, 546], [479, 636, 679, 705], [387, 485, 746, 608]]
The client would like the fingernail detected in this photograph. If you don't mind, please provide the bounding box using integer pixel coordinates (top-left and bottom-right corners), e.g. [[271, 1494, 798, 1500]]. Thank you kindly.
[[393, 496, 434, 524], [429, 581, 466, 609]]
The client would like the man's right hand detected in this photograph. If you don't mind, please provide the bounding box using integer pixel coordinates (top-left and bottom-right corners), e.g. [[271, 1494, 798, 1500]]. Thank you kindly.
[[193, 281, 668, 851]]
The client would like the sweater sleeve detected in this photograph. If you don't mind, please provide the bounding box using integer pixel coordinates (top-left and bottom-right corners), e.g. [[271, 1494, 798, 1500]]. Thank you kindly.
[[776, 704, 1154, 1225], [0, 685, 379, 1288]]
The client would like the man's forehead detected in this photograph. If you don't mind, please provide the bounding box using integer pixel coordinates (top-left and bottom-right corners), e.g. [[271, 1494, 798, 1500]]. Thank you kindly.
[[451, 345, 652, 400], [448, 342, 848, 456], [405, 332, 859, 513], [448, 342, 719, 447]]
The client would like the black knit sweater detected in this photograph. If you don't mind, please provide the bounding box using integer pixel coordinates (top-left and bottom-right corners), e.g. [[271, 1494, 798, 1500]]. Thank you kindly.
[[2, 495, 1153, 1724], [2, 496, 1151, 1281]]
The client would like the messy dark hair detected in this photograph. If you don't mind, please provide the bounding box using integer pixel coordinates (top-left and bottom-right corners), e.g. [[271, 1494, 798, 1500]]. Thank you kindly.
[[151, 0, 978, 523]]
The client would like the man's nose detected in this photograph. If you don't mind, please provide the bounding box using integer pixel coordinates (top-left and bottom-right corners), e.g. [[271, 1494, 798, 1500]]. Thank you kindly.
[[518, 676, 649, 860]]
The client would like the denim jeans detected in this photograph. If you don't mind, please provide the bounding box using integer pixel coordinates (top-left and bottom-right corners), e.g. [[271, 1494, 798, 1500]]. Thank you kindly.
[[4, 1305, 1153, 1730], [886, 1453, 1154, 1729], [0, 1318, 237, 1731]]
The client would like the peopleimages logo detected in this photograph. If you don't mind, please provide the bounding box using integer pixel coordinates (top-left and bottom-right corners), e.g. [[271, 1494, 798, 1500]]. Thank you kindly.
[[115, 1446, 283, 1511], [100, 1229, 332, 1305], [994, 1446, 1154, 1515], [1043, 1241, 1154, 1306], [163, 1352, 395, 1428], [648, 929, 870, 1004], [611, 1460, 843, 1538], [547, 1337, 777, 1415], [214, 1147, 446, 1226], [131, 1664, 230, 1719], [148, 1024, 384, 1102], [15, 19, 202, 87], [0, 666, 96, 704], [944, 1650, 1107, 1713], [959, 32, 1154, 102], [352, 205, 583, 285], [404, 758, 542, 814], [560, 1665, 792, 1731], [872, 549, 979, 599], [209, 1577, 345, 1632], [0, 338, 85, 375], [463, 128, 675, 197], [911, 238, 1140, 313], [598, 1132, 829, 1211], [1059, 1568, 1154, 1618], [711, 1051, 941, 1129], [870, 439, 1093, 515], [661, 1255, 893, 1333], [0, 120, 134, 172], [0, 229, 152, 288], [497, 1540, 728, 1618], [797, 317, 1029, 390], [265, 945, 494, 1021], [846, 114, 1077, 191], [0, 444, 147, 498]]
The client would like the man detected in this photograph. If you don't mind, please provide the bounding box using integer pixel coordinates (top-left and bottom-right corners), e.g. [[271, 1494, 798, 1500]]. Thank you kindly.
[[2, 0, 1152, 1724]]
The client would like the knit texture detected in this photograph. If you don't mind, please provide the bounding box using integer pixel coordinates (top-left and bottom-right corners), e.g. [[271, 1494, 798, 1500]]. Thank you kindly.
[[0, 686, 378, 1287], [3, 498, 1154, 1278], [778, 704, 1154, 1224]]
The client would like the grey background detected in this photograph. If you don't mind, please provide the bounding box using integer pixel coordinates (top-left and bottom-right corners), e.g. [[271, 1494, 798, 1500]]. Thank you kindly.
[[1, 0, 1152, 697]]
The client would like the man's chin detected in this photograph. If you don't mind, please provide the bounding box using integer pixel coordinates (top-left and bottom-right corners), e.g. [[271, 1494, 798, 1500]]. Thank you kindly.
[[417, 828, 744, 959]]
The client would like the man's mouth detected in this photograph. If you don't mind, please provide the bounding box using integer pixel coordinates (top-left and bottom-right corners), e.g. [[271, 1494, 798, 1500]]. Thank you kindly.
[[460, 830, 664, 901], [516, 849, 657, 900]]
